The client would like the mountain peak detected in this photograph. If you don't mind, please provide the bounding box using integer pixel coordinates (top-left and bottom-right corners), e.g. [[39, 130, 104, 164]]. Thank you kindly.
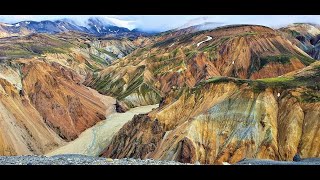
[[87, 17, 116, 27]]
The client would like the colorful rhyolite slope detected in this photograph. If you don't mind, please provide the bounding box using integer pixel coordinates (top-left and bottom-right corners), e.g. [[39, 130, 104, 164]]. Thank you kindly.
[[0, 22, 319, 164], [101, 61, 320, 164], [0, 32, 146, 155], [85, 25, 314, 108]]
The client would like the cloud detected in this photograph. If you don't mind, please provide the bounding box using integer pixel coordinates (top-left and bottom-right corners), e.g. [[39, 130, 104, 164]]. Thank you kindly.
[[104, 17, 136, 30], [0, 15, 137, 30]]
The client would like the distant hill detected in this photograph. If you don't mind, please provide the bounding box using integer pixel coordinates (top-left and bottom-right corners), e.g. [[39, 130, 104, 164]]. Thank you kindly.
[[279, 23, 320, 59], [0, 17, 151, 39]]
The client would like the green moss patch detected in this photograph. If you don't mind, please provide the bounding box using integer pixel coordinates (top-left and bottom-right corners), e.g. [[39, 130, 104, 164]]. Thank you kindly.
[[89, 54, 108, 65], [260, 55, 292, 67], [96, 48, 118, 59], [257, 54, 314, 70]]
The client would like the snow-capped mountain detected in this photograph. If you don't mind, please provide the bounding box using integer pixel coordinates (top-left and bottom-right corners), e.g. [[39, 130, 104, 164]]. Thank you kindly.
[[0, 20, 89, 34], [86, 17, 131, 35], [0, 18, 150, 38]]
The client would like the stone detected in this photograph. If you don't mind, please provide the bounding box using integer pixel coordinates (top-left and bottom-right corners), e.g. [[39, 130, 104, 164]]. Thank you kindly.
[[105, 158, 113, 162], [293, 154, 302, 162]]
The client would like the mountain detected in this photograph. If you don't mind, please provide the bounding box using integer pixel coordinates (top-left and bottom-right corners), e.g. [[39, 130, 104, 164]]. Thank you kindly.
[[84, 25, 314, 108], [0, 22, 32, 37], [0, 32, 150, 155], [0, 31, 150, 69], [279, 23, 320, 59], [101, 60, 320, 164], [0, 18, 151, 39], [0, 20, 90, 37], [86, 17, 129, 35], [80, 24, 319, 164], [85, 17, 153, 38]]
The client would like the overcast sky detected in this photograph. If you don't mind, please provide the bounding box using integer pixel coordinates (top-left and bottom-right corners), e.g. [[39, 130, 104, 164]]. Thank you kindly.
[[0, 15, 319, 32]]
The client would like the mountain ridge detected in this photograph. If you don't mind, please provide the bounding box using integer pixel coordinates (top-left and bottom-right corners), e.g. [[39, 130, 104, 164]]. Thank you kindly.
[[85, 24, 315, 108], [0, 18, 152, 39]]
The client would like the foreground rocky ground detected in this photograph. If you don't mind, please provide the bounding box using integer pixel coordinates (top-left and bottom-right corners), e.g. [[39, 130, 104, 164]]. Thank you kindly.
[[0, 154, 188, 165], [0, 154, 319, 165], [235, 158, 320, 165]]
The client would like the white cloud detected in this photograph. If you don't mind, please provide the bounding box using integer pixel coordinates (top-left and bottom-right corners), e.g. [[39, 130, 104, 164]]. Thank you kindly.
[[104, 17, 136, 30], [0, 15, 137, 30]]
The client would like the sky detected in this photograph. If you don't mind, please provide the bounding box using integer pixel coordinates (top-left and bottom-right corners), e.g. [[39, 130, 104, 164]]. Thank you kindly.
[[0, 15, 320, 32]]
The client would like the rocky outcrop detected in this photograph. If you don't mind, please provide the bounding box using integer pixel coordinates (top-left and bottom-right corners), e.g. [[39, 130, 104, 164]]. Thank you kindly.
[[101, 62, 320, 164], [115, 100, 128, 113], [20, 59, 108, 141]]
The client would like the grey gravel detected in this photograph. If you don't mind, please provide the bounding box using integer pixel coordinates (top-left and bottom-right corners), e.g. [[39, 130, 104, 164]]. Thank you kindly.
[[0, 154, 189, 165], [1, 155, 319, 165], [235, 158, 320, 165]]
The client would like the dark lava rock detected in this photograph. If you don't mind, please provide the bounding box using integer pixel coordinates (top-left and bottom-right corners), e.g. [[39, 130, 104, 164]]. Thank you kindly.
[[115, 100, 128, 113], [293, 154, 302, 162]]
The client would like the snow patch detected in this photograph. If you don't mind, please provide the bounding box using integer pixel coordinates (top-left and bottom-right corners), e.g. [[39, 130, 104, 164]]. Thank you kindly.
[[1, 23, 14, 27], [15, 23, 20, 27], [94, 25, 100, 33], [169, 43, 175, 47], [197, 36, 212, 47], [108, 29, 118, 33]]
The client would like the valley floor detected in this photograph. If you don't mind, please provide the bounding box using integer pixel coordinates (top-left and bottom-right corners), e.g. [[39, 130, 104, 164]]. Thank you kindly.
[[46, 104, 159, 156]]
